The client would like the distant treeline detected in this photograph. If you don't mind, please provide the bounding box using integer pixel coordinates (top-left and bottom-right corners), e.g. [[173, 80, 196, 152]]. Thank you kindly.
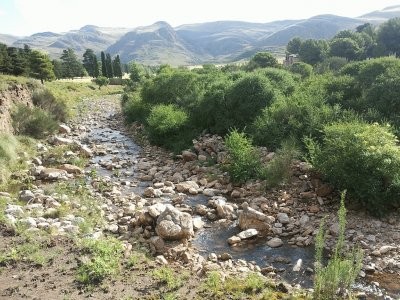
[[0, 44, 126, 83]]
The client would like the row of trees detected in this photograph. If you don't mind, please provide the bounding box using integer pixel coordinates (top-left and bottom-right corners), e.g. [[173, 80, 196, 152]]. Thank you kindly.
[[287, 18, 400, 65], [0, 43, 124, 82]]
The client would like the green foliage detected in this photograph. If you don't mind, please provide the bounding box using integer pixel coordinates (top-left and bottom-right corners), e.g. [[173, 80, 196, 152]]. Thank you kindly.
[[12, 104, 58, 138], [287, 37, 302, 54], [314, 191, 363, 300], [146, 104, 193, 151], [76, 238, 123, 285], [60, 48, 85, 79], [152, 266, 185, 290], [93, 76, 110, 89], [260, 140, 300, 188], [315, 56, 349, 74], [224, 130, 261, 183], [307, 122, 400, 214], [355, 56, 400, 88], [377, 18, 400, 57], [329, 38, 361, 61], [82, 49, 97, 77], [30, 50, 56, 84], [289, 62, 313, 79], [0, 134, 19, 184], [299, 39, 329, 65], [122, 92, 151, 124], [247, 52, 279, 70], [32, 88, 68, 122], [251, 76, 344, 150], [256, 68, 297, 96]]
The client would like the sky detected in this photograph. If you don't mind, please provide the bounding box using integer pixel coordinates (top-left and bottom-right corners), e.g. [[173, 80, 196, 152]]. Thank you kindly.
[[0, 0, 400, 36]]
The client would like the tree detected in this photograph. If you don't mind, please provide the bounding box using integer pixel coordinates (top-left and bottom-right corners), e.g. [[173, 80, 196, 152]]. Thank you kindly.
[[299, 39, 329, 65], [129, 62, 145, 83], [7, 47, 27, 75], [30, 50, 55, 84], [52, 59, 63, 79], [101, 51, 106, 77], [377, 18, 400, 57], [105, 53, 114, 78], [60, 48, 84, 79], [287, 37, 302, 54], [113, 55, 122, 78], [94, 76, 109, 89], [329, 38, 361, 61], [246, 52, 279, 71], [93, 55, 100, 78], [82, 49, 96, 77], [289, 62, 313, 78], [0, 43, 12, 74]]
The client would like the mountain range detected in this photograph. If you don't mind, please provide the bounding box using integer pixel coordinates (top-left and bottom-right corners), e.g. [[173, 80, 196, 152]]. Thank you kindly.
[[1, 5, 400, 66]]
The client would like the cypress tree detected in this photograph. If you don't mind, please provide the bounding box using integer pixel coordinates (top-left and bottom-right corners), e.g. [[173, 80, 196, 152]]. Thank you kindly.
[[101, 51, 107, 77], [93, 56, 99, 78], [113, 55, 122, 78], [105, 53, 114, 78]]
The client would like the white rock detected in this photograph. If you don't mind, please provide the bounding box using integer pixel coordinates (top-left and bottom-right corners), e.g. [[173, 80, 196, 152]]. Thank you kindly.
[[379, 245, 396, 254], [293, 259, 303, 272], [19, 190, 35, 202], [237, 229, 258, 240], [59, 124, 71, 134], [277, 213, 290, 224], [267, 237, 283, 248]]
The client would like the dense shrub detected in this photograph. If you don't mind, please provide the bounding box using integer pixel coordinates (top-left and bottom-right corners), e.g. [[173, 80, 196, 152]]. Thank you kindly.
[[256, 68, 297, 96], [140, 69, 204, 110], [289, 62, 313, 79], [355, 56, 400, 88], [306, 122, 400, 215], [32, 88, 68, 122], [316, 56, 349, 74], [323, 75, 361, 109], [250, 77, 344, 150], [12, 104, 58, 138], [122, 92, 151, 124], [146, 104, 193, 151], [224, 130, 260, 183]]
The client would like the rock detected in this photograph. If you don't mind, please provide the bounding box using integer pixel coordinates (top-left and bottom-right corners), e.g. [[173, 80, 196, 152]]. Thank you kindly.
[[49, 136, 73, 146], [149, 236, 165, 253], [5, 205, 24, 217], [227, 236, 241, 245], [156, 206, 194, 240], [237, 228, 258, 240], [40, 168, 68, 180], [203, 188, 217, 197], [148, 203, 169, 218], [137, 161, 152, 170], [329, 222, 340, 236], [220, 253, 232, 261], [231, 190, 241, 198], [59, 164, 82, 174], [19, 190, 35, 202], [277, 213, 290, 224], [143, 187, 159, 198], [293, 259, 303, 272], [238, 203, 272, 231], [79, 145, 93, 158], [176, 181, 199, 193], [267, 238, 283, 248], [379, 245, 396, 254], [198, 154, 207, 161], [192, 217, 205, 231], [182, 151, 197, 161], [188, 187, 198, 195], [59, 124, 71, 134], [316, 184, 333, 197], [309, 205, 320, 213], [156, 255, 168, 265], [299, 215, 310, 227], [195, 204, 208, 216]]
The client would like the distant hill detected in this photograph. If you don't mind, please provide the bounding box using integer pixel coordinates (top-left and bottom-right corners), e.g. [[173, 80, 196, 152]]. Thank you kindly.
[[1, 6, 400, 65]]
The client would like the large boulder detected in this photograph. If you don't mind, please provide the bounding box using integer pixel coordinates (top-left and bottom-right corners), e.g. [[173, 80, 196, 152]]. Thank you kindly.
[[176, 181, 199, 193], [238, 202, 273, 231], [156, 206, 194, 240]]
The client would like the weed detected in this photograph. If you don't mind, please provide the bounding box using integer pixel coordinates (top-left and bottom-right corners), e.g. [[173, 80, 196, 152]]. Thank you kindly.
[[313, 191, 363, 300], [152, 266, 185, 290], [76, 237, 123, 285]]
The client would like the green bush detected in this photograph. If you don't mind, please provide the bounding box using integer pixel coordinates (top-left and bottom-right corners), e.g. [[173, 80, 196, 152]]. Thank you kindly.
[[224, 130, 261, 183], [256, 68, 297, 96], [12, 104, 58, 138], [122, 92, 151, 124], [316, 56, 349, 74], [355, 56, 400, 88], [260, 140, 300, 188], [289, 62, 313, 79], [32, 88, 68, 122], [93, 76, 110, 89], [146, 104, 193, 151], [306, 122, 400, 214], [0, 134, 19, 183]]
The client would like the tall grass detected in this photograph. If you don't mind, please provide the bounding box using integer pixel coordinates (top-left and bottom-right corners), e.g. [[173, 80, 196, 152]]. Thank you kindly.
[[314, 191, 363, 300]]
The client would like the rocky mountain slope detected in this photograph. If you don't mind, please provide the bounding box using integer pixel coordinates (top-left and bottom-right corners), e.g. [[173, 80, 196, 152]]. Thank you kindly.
[[1, 5, 400, 65]]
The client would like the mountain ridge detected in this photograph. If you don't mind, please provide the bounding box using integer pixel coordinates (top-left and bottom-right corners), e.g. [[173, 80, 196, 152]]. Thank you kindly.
[[1, 6, 400, 65]]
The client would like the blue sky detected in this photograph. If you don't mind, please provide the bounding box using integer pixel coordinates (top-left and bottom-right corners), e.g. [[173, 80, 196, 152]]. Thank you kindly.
[[1, 0, 400, 36]]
